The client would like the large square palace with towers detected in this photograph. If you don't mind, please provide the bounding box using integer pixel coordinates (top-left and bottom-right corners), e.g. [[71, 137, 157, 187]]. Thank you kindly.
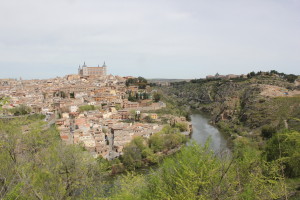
[[78, 62, 107, 77]]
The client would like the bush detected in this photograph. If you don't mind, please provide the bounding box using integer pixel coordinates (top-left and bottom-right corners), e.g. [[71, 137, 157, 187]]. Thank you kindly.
[[175, 122, 188, 132], [261, 125, 277, 139], [265, 130, 300, 177], [10, 104, 31, 115], [122, 143, 143, 170], [149, 125, 186, 153], [144, 116, 154, 123], [122, 137, 148, 170], [284, 74, 298, 83], [149, 133, 165, 153], [79, 105, 97, 112], [153, 92, 161, 102]]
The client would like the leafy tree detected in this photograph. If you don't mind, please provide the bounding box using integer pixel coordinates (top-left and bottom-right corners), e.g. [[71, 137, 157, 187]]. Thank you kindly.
[[126, 77, 148, 89], [0, 117, 104, 199], [144, 116, 154, 123], [9, 104, 31, 116], [270, 70, 279, 75], [0, 96, 10, 111], [153, 92, 161, 102], [111, 141, 287, 200], [122, 143, 143, 170], [149, 125, 186, 153], [148, 133, 164, 153], [247, 71, 256, 78], [284, 74, 298, 83], [261, 125, 277, 139], [175, 122, 188, 132], [70, 92, 75, 98], [265, 130, 300, 177]]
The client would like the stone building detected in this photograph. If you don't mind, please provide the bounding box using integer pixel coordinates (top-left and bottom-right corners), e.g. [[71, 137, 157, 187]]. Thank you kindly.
[[78, 62, 107, 77]]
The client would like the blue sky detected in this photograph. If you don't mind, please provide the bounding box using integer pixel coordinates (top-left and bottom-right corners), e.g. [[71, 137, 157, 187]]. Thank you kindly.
[[0, 0, 299, 79]]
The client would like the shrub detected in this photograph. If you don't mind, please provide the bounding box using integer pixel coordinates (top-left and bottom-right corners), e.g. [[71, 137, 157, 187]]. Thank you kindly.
[[10, 104, 31, 115], [79, 105, 97, 112], [175, 122, 188, 132], [265, 130, 300, 177], [261, 125, 277, 139]]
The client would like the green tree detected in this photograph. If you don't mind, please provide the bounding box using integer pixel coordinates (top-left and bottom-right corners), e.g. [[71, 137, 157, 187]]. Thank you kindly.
[[153, 92, 161, 102], [122, 143, 143, 170], [284, 74, 298, 83], [149, 133, 165, 153], [175, 122, 188, 132], [144, 116, 154, 123], [265, 130, 300, 177], [261, 125, 277, 139], [10, 104, 31, 116], [0, 96, 10, 111], [0, 117, 104, 199], [111, 141, 287, 200]]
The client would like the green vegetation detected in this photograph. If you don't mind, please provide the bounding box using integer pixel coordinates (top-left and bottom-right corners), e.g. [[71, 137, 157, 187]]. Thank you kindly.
[[261, 125, 277, 139], [149, 125, 187, 153], [9, 104, 32, 116], [0, 96, 10, 110], [174, 122, 188, 132], [121, 125, 187, 170], [79, 105, 98, 112], [126, 76, 148, 89], [109, 141, 288, 200], [159, 71, 300, 198], [0, 116, 298, 199], [53, 91, 67, 98], [128, 91, 150, 102], [0, 117, 107, 199], [0, 96, 10, 115], [265, 130, 300, 178], [149, 90, 191, 121], [164, 70, 299, 133], [122, 137, 155, 170], [152, 92, 161, 102], [246, 70, 299, 83], [143, 115, 154, 123]]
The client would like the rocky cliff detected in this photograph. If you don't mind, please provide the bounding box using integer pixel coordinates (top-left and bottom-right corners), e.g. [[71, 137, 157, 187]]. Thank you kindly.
[[164, 75, 300, 136]]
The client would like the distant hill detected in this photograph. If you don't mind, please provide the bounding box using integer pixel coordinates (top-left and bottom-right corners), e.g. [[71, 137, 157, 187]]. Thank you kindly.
[[163, 73, 300, 134]]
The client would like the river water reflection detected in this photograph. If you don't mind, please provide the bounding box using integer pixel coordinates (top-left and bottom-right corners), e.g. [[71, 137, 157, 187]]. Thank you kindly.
[[190, 114, 230, 155]]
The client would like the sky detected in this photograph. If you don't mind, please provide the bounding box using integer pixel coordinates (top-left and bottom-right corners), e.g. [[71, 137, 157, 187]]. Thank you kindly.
[[0, 0, 299, 79]]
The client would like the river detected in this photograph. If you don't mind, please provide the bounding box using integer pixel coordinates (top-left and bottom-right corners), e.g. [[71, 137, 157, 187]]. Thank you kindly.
[[190, 113, 230, 155]]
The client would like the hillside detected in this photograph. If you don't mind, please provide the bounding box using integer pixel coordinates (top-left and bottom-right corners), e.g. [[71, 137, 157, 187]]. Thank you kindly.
[[164, 73, 300, 136]]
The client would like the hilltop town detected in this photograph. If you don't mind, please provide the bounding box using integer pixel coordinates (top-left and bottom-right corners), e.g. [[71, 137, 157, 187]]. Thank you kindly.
[[0, 62, 191, 160]]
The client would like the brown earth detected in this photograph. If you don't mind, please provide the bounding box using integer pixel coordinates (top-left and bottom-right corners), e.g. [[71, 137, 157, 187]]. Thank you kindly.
[[260, 85, 300, 97]]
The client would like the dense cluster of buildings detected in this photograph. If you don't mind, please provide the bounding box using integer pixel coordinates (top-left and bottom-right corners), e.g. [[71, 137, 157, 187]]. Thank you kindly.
[[0, 63, 170, 159]]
